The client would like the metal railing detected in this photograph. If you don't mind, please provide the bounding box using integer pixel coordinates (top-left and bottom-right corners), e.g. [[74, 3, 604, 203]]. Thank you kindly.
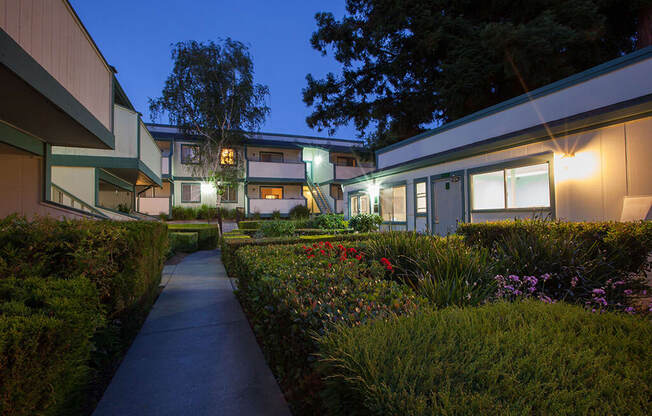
[[51, 183, 108, 218]]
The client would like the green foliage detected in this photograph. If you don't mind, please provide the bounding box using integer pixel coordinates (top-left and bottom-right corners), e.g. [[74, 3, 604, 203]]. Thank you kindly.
[[259, 220, 296, 237], [168, 224, 218, 250], [116, 203, 130, 214], [232, 242, 424, 413], [348, 213, 382, 232], [171, 206, 198, 220], [170, 205, 243, 221], [318, 301, 652, 415], [271, 209, 282, 220], [0, 216, 167, 414], [289, 204, 311, 219], [304, 0, 644, 147], [310, 213, 347, 230], [169, 232, 199, 253], [238, 220, 262, 230]]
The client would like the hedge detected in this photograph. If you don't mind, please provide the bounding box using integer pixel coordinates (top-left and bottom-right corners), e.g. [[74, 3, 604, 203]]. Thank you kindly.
[[232, 241, 424, 413], [457, 219, 652, 275], [238, 220, 262, 230], [169, 232, 199, 253], [318, 301, 652, 416], [167, 224, 219, 250], [0, 216, 168, 414]]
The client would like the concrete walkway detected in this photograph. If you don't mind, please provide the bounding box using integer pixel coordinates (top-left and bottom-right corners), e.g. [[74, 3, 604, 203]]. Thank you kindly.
[[93, 250, 291, 416]]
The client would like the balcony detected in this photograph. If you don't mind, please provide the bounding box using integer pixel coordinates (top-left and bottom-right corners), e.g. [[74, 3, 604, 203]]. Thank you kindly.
[[334, 164, 376, 180], [247, 160, 305, 182], [138, 197, 170, 216], [249, 198, 306, 215]]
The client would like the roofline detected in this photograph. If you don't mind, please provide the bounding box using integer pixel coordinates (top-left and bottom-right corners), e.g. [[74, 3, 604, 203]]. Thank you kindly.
[[376, 45, 652, 156], [144, 123, 363, 144], [344, 93, 652, 185], [63, 0, 114, 73]]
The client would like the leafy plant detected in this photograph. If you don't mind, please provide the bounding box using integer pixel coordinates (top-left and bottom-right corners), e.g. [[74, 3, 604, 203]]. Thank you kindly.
[[289, 204, 311, 219], [271, 209, 282, 220], [259, 220, 296, 237], [310, 213, 347, 230], [348, 213, 382, 232]]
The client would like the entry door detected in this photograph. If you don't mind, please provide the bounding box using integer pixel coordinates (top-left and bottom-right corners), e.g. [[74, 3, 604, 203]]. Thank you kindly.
[[432, 176, 463, 236]]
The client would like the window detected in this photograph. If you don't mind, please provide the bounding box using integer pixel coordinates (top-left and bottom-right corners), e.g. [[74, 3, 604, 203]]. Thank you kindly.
[[471, 162, 550, 210], [336, 157, 356, 167], [350, 195, 359, 216], [220, 184, 237, 202], [180, 144, 200, 164], [330, 184, 343, 200], [260, 152, 284, 163], [359, 194, 370, 214], [220, 148, 236, 165], [181, 183, 201, 203], [415, 181, 427, 214], [261, 187, 283, 199], [380, 185, 406, 222]]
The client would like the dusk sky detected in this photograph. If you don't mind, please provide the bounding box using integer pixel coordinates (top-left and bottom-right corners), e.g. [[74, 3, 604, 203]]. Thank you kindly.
[[69, 0, 358, 139]]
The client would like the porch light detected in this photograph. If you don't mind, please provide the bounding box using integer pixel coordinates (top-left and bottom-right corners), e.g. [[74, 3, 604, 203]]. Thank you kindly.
[[367, 183, 380, 201], [314, 155, 322, 166], [554, 151, 598, 181]]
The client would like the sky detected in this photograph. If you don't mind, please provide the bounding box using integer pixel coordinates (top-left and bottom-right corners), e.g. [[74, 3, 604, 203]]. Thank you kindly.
[[69, 0, 358, 139]]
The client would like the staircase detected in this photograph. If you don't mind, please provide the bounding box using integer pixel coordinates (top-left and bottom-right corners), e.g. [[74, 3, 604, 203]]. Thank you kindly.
[[306, 177, 332, 214]]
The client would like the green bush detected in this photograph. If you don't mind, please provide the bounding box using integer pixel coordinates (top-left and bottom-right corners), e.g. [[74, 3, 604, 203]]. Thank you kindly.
[[348, 213, 382, 232], [0, 216, 168, 414], [169, 232, 199, 253], [294, 228, 354, 236], [238, 220, 263, 230], [170, 206, 198, 220], [318, 301, 652, 416], [271, 209, 282, 220], [289, 204, 311, 219], [310, 213, 348, 230], [167, 224, 218, 250], [232, 241, 424, 413], [259, 220, 296, 237]]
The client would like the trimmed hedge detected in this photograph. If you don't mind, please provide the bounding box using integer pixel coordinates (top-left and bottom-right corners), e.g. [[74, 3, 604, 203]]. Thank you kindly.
[[0, 216, 168, 414], [169, 232, 199, 253], [167, 224, 218, 250], [318, 301, 652, 416], [238, 220, 262, 230]]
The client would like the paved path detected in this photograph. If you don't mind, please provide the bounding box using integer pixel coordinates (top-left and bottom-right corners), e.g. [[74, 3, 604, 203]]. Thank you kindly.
[[93, 250, 290, 416]]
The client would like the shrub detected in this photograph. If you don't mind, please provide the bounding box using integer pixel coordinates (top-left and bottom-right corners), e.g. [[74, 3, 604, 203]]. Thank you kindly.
[[318, 301, 652, 416], [259, 220, 296, 237], [0, 277, 104, 416], [238, 220, 262, 230], [233, 241, 424, 413], [197, 204, 218, 220], [271, 210, 282, 220], [310, 213, 347, 230], [170, 206, 198, 220], [169, 232, 199, 253], [289, 204, 311, 219], [167, 224, 218, 250], [348, 213, 382, 232]]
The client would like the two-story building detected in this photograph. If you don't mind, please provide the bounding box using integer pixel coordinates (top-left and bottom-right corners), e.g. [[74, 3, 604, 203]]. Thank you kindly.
[[342, 46, 652, 234], [0, 0, 162, 220], [138, 125, 373, 217]]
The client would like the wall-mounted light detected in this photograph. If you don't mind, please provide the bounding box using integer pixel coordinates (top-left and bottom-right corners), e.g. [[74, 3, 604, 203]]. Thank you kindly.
[[554, 151, 598, 181], [367, 183, 380, 201], [314, 155, 323, 166]]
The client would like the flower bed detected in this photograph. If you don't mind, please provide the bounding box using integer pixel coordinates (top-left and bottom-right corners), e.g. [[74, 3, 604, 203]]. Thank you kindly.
[[232, 240, 424, 413]]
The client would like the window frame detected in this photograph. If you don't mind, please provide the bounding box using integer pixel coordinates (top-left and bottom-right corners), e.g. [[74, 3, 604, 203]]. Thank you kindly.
[[414, 178, 428, 216], [330, 183, 343, 200], [348, 191, 370, 217], [221, 184, 238, 203], [180, 182, 201, 203], [260, 151, 284, 163], [180, 144, 200, 165], [379, 182, 407, 223], [468, 154, 555, 215], [260, 186, 283, 200], [336, 156, 357, 167]]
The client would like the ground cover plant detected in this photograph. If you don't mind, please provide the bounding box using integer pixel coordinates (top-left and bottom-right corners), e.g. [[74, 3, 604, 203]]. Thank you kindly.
[[167, 223, 219, 250], [0, 216, 168, 415], [232, 240, 424, 413], [318, 301, 652, 416]]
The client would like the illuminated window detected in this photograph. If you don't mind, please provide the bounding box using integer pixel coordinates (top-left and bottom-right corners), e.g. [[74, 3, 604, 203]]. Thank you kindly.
[[350, 196, 359, 215], [415, 181, 427, 214], [180, 144, 200, 164], [220, 148, 236, 165], [359, 194, 370, 214], [260, 187, 283, 199], [336, 157, 356, 167], [471, 162, 550, 210], [181, 183, 201, 203], [380, 185, 406, 222], [260, 152, 284, 163]]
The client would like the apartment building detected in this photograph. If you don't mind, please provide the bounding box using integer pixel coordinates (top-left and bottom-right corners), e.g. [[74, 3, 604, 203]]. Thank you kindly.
[[342, 47, 652, 234], [0, 0, 161, 220], [138, 125, 373, 217]]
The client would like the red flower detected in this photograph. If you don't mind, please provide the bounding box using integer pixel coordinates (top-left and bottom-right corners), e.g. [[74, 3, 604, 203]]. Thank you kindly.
[[320, 249, 326, 256], [380, 257, 393, 271], [348, 247, 357, 254], [355, 254, 363, 261], [325, 241, 333, 249]]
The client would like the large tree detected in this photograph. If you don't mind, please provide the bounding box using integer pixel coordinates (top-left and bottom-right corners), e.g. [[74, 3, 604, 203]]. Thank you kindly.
[[303, 0, 648, 149], [150, 39, 270, 230]]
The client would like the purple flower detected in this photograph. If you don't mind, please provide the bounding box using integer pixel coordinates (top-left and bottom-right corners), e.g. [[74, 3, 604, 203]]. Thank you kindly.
[[592, 288, 606, 296], [541, 273, 551, 282], [571, 276, 579, 288], [509, 275, 520, 282], [625, 307, 635, 314], [624, 289, 633, 295]]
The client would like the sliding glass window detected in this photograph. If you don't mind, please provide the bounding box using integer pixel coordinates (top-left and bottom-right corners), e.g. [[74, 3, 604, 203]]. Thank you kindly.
[[471, 162, 550, 210], [380, 184, 406, 222]]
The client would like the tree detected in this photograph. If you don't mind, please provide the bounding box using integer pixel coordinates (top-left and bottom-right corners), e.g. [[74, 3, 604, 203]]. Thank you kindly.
[[150, 38, 270, 231], [303, 0, 648, 149]]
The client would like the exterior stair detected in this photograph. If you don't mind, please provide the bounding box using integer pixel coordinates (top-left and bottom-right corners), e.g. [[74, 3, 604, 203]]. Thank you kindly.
[[306, 177, 332, 214]]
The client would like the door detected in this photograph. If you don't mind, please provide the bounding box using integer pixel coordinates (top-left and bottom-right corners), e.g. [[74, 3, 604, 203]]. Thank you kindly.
[[305, 161, 312, 181], [432, 176, 463, 236]]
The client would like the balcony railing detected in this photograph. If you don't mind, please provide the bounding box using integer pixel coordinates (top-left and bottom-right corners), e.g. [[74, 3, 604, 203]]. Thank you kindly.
[[334, 165, 376, 180], [249, 198, 306, 214], [138, 197, 170, 216], [247, 160, 306, 180]]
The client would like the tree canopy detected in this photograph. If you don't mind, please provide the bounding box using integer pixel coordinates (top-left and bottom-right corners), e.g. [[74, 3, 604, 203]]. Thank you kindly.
[[150, 38, 270, 205], [303, 0, 648, 149]]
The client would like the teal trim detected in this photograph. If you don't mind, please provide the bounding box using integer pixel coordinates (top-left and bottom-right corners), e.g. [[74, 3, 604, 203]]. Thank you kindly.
[[467, 153, 555, 219], [49, 154, 162, 186], [97, 168, 133, 191], [379, 180, 407, 189], [97, 205, 141, 220], [44, 144, 52, 201], [246, 177, 305, 184], [377, 46, 652, 155], [137, 160, 163, 187], [180, 182, 201, 203], [0, 122, 44, 155], [430, 170, 466, 231], [43, 199, 108, 220], [0, 27, 115, 149]]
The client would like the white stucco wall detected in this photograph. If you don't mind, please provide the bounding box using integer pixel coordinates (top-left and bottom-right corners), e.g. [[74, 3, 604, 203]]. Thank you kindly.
[[50, 166, 95, 206]]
